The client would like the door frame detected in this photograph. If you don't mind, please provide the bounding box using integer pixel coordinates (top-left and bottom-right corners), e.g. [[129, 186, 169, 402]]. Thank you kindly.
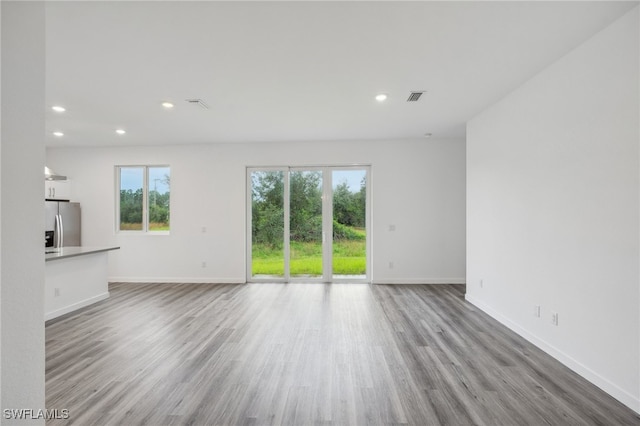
[[246, 165, 371, 283]]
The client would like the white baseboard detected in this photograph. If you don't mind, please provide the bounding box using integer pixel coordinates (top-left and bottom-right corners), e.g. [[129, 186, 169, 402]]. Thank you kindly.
[[45, 292, 110, 321], [108, 277, 246, 284], [109, 277, 467, 285], [465, 294, 640, 414], [372, 278, 466, 285]]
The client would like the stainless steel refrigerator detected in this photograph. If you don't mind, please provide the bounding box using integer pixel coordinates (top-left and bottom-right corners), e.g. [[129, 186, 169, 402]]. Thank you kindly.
[[45, 201, 81, 248]]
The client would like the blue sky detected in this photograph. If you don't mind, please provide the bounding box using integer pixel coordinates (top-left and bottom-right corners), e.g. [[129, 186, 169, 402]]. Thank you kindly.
[[120, 167, 170, 193], [332, 170, 366, 193]]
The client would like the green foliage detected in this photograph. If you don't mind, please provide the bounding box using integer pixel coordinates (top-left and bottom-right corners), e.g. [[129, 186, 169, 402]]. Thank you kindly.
[[120, 187, 170, 230], [120, 189, 143, 227], [254, 203, 284, 248], [289, 171, 322, 242], [252, 171, 367, 246], [332, 239, 366, 257], [333, 178, 366, 228], [333, 221, 365, 241], [149, 190, 170, 223], [252, 171, 285, 248]]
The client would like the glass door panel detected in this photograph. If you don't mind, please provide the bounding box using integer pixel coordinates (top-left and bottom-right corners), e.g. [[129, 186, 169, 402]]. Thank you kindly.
[[250, 170, 285, 279], [289, 170, 323, 278], [332, 169, 367, 279]]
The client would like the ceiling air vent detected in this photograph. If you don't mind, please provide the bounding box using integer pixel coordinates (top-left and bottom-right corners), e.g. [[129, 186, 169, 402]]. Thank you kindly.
[[407, 91, 425, 102], [185, 99, 209, 110]]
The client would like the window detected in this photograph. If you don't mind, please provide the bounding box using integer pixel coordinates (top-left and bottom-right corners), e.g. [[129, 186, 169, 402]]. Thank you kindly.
[[116, 166, 170, 232]]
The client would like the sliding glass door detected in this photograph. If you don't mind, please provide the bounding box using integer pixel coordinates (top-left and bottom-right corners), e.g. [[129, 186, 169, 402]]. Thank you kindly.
[[248, 166, 369, 282]]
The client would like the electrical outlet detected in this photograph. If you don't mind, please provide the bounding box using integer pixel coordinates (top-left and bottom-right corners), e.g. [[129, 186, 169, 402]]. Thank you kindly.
[[388, 261, 394, 269], [479, 279, 484, 289], [534, 305, 541, 317], [389, 224, 396, 232], [201, 226, 207, 233], [201, 261, 207, 268], [551, 313, 559, 326], [54, 288, 60, 297]]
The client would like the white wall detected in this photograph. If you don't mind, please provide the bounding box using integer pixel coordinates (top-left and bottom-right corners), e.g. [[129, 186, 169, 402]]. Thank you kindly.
[[467, 7, 639, 412], [1, 2, 46, 423], [47, 138, 466, 284]]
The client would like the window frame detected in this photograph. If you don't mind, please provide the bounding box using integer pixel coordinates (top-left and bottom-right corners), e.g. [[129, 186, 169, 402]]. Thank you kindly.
[[115, 165, 171, 234]]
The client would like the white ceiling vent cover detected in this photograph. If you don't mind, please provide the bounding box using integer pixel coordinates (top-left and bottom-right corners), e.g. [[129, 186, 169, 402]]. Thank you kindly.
[[407, 91, 425, 102], [185, 99, 209, 109]]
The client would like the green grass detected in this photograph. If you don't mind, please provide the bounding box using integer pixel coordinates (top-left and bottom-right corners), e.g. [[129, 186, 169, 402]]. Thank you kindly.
[[252, 238, 365, 276], [120, 222, 143, 231], [149, 222, 170, 231], [332, 256, 366, 275], [120, 222, 169, 231], [290, 257, 323, 277]]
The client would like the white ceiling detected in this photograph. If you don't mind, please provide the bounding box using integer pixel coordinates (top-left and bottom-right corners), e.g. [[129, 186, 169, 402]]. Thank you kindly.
[[45, 1, 637, 147]]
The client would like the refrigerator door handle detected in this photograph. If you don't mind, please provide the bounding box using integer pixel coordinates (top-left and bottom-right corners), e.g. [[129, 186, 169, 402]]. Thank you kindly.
[[59, 214, 64, 247], [55, 214, 59, 247], [55, 214, 62, 247]]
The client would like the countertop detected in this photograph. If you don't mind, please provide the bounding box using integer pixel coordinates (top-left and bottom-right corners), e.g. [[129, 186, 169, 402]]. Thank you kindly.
[[45, 246, 120, 262]]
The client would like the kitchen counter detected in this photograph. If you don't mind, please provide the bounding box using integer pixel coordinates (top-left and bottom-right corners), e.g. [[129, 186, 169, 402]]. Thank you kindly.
[[45, 246, 119, 321], [45, 245, 120, 262]]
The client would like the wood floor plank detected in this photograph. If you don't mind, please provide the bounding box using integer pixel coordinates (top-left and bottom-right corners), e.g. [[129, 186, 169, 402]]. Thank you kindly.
[[45, 283, 640, 425]]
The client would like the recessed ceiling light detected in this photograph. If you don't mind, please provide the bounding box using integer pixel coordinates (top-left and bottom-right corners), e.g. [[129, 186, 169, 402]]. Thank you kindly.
[[161, 102, 174, 109], [51, 105, 66, 113], [116, 129, 126, 135], [53, 131, 64, 137], [375, 94, 388, 102]]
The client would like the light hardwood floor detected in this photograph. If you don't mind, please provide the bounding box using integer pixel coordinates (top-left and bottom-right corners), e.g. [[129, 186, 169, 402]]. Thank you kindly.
[[46, 283, 639, 425]]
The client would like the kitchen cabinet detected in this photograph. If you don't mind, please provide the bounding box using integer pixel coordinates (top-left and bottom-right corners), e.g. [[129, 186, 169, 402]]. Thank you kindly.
[[45, 180, 71, 200]]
